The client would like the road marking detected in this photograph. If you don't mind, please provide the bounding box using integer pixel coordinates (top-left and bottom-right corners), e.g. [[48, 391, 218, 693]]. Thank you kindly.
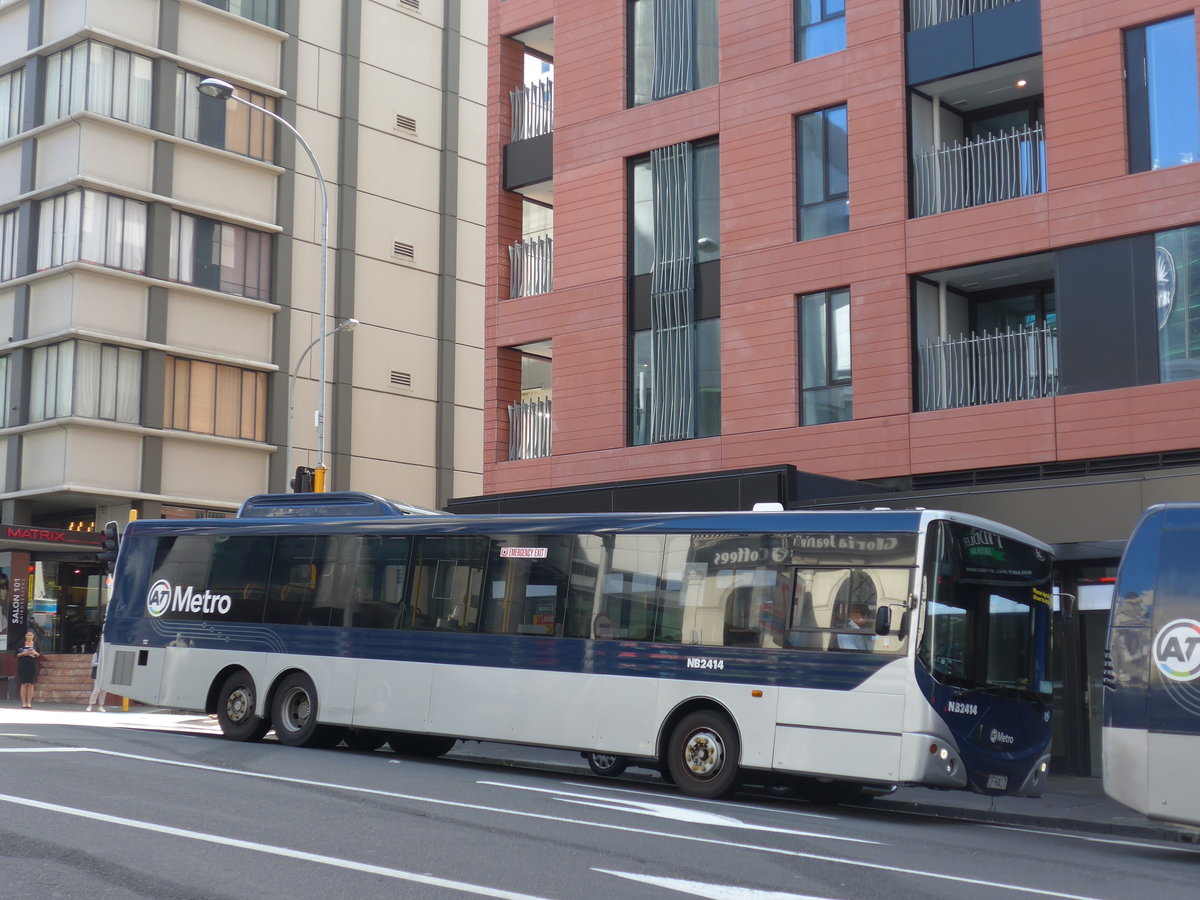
[[476, 781, 875, 844], [595, 869, 835, 899], [0, 746, 87, 751], [982, 823, 1200, 854], [2, 746, 1109, 899], [0, 790, 552, 900], [560, 780, 839, 820]]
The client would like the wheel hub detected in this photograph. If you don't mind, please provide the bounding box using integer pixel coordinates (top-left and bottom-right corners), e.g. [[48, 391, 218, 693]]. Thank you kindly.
[[226, 687, 252, 723], [684, 730, 723, 778]]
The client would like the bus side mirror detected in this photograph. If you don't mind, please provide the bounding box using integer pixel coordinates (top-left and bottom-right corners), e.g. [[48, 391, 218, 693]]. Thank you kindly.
[[874, 605, 892, 636]]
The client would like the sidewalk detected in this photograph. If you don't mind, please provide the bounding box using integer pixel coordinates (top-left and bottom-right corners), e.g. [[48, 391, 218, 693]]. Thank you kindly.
[[3, 700, 1191, 844]]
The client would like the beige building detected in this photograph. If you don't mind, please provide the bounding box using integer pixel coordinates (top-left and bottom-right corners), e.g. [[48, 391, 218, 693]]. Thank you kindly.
[[0, 0, 483, 655]]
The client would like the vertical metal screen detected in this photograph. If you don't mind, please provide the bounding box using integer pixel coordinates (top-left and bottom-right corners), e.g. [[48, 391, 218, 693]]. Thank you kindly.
[[648, 142, 696, 442], [652, 0, 695, 101]]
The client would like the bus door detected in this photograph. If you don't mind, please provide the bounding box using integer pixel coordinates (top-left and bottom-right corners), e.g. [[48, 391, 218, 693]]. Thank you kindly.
[[773, 565, 909, 783]]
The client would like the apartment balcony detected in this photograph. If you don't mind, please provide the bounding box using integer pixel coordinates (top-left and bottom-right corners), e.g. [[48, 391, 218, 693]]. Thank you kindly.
[[508, 396, 552, 460], [912, 122, 1045, 216], [918, 322, 1058, 411], [510, 78, 553, 142], [907, 0, 1041, 85], [909, 0, 1024, 32], [508, 234, 553, 298]]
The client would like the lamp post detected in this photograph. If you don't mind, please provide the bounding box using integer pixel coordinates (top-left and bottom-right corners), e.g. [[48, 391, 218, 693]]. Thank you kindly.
[[197, 77, 338, 490], [286, 319, 359, 491]]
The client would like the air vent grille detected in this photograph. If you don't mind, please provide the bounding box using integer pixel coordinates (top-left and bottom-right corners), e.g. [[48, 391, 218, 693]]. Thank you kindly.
[[395, 114, 416, 133], [393, 241, 414, 260], [398, 0, 419, 9], [390, 371, 413, 388]]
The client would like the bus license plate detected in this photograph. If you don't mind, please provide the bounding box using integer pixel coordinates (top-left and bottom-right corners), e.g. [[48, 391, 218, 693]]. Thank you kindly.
[[986, 774, 1008, 791]]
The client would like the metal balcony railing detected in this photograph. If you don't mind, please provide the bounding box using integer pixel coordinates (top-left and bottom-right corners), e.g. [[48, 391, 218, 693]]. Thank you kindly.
[[909, 0, 1022, 31], [912, 123, 1045, 217], [918, 323, 1058, 411], [510, 78, 554, 141], [508, 235, 553, 298], [508, 396, 552, 460]]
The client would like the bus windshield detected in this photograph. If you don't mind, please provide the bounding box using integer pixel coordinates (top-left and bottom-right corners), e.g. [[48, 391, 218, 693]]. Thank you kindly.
[[918, 521, 1053, 697]]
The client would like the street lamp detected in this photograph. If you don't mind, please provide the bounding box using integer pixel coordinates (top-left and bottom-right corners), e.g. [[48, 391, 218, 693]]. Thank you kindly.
[[287, 319, 358, 491], [197, 77, 337, 489]]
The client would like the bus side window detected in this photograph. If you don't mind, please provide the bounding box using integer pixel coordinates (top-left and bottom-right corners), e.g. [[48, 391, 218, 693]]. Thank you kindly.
[[409, 536, 487, 631], [350, 536, 410, 629], [563, 535, 604, 638], [209, 535, 274, 623], [481, 535, 571, 636]]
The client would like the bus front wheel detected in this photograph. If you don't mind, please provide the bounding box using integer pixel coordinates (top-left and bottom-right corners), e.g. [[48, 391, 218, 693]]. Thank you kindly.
[[216, 671, 269, 742], [667, 711, 740, 799], [271, 672, 328, 747]]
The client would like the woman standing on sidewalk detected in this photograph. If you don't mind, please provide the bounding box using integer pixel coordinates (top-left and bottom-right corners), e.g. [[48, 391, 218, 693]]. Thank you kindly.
[[15, 629, 40, 708]]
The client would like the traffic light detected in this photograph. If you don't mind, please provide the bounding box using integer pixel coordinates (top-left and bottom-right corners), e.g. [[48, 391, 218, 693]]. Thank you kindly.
[[291, 465, 315, 493], [97, 520, 120, 574]]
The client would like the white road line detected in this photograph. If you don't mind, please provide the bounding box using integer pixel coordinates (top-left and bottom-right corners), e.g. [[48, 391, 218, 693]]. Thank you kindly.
[[595, 868, 836, 900], [0, 790, 552, 900], [475, 781, 875, 844], [0, 746, 87, 752], [559, 780, 839, 821], [982, 822, 1200, 854], [2, 746, 1110, 899]]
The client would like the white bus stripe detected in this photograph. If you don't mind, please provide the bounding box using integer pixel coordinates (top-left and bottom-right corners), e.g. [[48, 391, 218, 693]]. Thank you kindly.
[[0, 790, 553, 900]]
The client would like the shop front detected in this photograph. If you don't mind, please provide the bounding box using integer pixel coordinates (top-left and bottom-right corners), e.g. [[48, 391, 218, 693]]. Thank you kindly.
[[2, 524, 106, 655]]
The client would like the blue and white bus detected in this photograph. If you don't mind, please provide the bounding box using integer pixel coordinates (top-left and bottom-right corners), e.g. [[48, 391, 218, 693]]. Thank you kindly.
[[1104, 502, 1200, 827], [100, 501, 1054, 800]]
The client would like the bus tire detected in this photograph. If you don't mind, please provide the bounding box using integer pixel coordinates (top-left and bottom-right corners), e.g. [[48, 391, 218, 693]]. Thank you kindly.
[[586, 752, 629, 778], [667, 711, 740, 799], [271, 672, 327, 747], [388, 733, 457, 757], [216, 671, 269, 742]]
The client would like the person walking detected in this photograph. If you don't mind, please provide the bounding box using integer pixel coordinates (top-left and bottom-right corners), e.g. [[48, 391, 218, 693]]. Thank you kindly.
[[86, 647, 106, 712], [15, 629, 40, 708]]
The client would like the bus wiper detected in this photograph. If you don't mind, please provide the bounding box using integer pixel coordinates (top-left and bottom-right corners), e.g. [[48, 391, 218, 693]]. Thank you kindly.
[[954, 685, 1030, 700]]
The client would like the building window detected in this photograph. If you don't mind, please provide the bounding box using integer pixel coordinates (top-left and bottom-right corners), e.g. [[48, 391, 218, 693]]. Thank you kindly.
[[0, 355, 9, 428], [630, 141, 721, 445], [798, 105, 849, 240], [1, 66, 24, 140], [0, 208, 17, 282], [168, 212, 271, 300], [1126, 16, 1200, 173], [198, 0, 278, 28], [43, 41, 153, 128], [795, 0, 845, 61], [164, 356, 267, 441], [29, 340, 142, 424], [1155, 224, 1200, 384], [800, 288, 851, 424], [36, 189, 147, 274], [630, 0, 718, 107], [176, 71, 276, 161]]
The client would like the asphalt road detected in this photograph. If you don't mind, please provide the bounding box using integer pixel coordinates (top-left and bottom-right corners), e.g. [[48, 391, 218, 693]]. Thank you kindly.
[[0, 712, 1196, 900]]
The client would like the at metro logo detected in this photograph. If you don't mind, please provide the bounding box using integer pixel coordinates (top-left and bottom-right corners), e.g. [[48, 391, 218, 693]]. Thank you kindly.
[[146, 579, 233, 618], [1154, 618, 1200, 682]]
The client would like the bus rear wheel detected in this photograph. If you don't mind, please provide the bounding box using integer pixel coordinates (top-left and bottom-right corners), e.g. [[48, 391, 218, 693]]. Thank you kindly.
[[388, 733, 457, 757], [271, 673, 329, 748], [667, 711, 740, 799], [216, 671, 269, 742]]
